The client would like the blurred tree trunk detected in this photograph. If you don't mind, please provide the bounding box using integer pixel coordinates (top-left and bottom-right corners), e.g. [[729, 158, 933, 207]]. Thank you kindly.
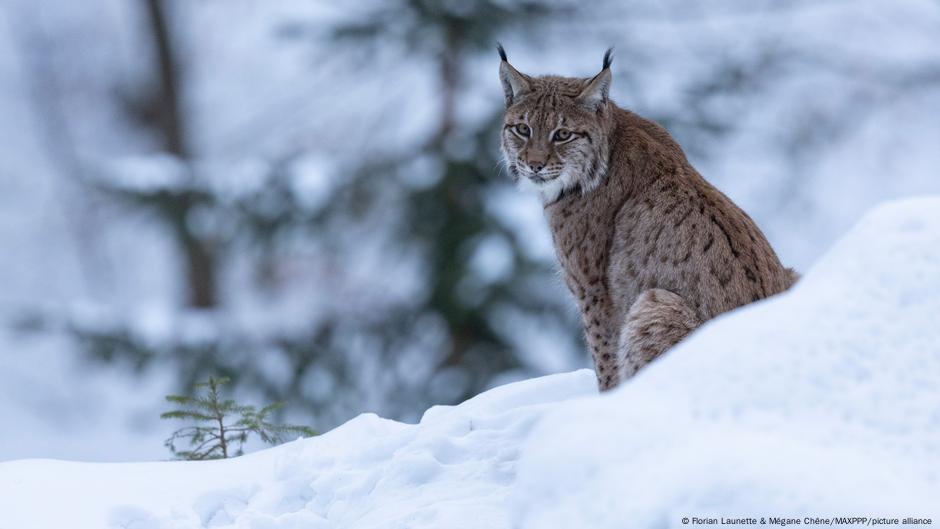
[[145, 0, 189, 158], [143, 0, 217, 308]]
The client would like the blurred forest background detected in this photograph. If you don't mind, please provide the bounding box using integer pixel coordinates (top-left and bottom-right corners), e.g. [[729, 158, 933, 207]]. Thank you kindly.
[[1, 0, 938, 461]]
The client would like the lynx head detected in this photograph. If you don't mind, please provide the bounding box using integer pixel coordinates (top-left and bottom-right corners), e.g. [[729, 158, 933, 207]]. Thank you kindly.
[[498, 44, 614, 203]]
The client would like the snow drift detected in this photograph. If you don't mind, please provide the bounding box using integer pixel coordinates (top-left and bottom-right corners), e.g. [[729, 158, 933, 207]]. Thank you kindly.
[[513, 197, 940, 527], [2, 196, 939, 529]]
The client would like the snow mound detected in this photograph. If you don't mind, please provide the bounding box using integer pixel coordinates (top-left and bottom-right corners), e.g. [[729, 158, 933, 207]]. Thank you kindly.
[[514, 196, 940, 527], [0, 368, 596, 529], [2, 196, 939, 529]]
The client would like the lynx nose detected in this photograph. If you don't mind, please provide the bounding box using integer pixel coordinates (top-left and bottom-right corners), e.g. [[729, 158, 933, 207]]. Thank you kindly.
[[524, 150, 548, 174]]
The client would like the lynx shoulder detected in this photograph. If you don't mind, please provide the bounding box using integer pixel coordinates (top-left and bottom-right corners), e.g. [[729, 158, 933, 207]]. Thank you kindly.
[[498, 45, 797, 390]]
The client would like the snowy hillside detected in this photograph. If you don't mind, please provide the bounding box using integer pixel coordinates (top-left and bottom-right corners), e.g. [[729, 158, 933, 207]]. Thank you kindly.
[[4, 0, 940, 463], [513, 196, 940, 527], [2, 196, 939, 527]]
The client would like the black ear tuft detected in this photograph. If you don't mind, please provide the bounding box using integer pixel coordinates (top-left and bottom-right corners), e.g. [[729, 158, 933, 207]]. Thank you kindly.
[[602, 47, 614, 70], [497, 42, 507, 62]]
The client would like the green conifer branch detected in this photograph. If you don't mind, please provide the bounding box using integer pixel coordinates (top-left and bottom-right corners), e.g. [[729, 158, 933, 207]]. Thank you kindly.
[[160, 376, 316, 460]]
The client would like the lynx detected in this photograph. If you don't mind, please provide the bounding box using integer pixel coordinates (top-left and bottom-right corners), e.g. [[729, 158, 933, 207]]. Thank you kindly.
[[498, 45, 797, 390]]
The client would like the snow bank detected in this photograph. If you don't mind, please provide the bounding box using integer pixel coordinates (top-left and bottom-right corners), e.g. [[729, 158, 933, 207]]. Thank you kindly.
[[0, 369, 596, 529], [514, 196, 940, 527], [2, 196, 939, 528]]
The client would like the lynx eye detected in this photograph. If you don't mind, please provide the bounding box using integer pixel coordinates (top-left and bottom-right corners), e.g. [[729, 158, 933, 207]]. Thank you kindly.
[[514, 123, 531, 137], [552, 129, 573, 142]]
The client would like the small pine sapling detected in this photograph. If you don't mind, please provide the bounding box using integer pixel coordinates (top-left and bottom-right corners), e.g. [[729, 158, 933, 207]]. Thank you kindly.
[[161, 376, 316, 460]]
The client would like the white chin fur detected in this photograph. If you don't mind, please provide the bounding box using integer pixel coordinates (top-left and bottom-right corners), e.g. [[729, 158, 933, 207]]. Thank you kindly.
[[516, 170, 578, 203]]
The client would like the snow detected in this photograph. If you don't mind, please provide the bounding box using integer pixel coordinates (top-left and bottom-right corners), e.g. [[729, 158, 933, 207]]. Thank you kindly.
[[0, 369, 597, 529], [2, 0, 940, 462], [2, 196, 939, 527], [513, 197, 940, 527]]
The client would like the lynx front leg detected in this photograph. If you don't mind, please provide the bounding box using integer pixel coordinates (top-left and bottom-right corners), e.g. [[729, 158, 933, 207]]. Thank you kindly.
[[618, 288, 700, 381]]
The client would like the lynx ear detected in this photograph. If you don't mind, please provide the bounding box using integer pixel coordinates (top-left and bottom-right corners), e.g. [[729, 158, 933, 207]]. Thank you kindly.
[[497, 43, 531, 107], [577, 48, 613, 110]]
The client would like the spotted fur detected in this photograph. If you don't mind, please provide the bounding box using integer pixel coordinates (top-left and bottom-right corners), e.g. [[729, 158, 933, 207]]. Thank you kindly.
[[498, 47, 798, 390]]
